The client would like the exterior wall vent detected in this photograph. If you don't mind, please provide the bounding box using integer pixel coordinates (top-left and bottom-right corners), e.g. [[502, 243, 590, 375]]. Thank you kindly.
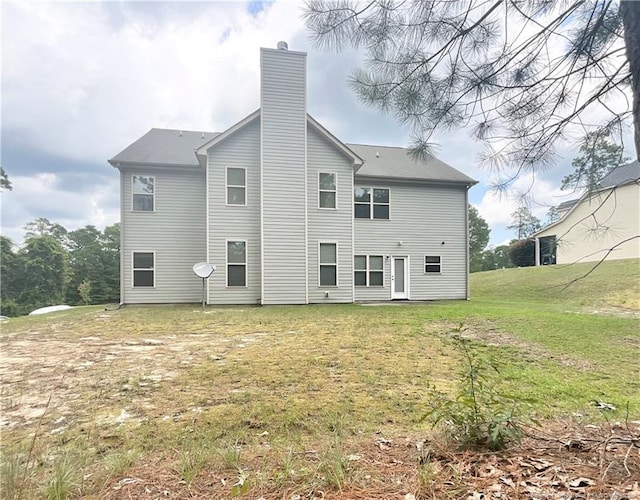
[[277, 41, 288, 51]]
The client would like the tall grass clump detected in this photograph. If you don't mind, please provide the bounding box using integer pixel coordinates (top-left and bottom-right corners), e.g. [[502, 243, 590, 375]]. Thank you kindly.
[[43, 451, 84, 500]]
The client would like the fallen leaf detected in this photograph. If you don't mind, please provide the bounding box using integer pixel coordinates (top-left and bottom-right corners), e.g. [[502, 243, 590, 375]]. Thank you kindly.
[[112, 477, 139, 490], [568, 477, 595, 488], [376, 438, 392, 450], [499, 476, 515, 488]]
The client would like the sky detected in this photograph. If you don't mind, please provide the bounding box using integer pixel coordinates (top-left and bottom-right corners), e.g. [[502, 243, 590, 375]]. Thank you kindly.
[[1, 0, 634, 248]]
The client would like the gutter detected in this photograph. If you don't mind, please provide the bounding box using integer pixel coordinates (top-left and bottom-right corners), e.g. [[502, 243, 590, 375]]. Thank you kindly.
[[108, 160, 202, 169]]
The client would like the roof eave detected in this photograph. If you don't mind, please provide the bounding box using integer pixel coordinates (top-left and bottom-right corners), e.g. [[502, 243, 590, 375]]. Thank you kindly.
[[306, 114, 364, 170], [533, 179, 639, 237], [355, 174, 478, 187], [195, 109, 261, 157], [108, 160, 202, 169]]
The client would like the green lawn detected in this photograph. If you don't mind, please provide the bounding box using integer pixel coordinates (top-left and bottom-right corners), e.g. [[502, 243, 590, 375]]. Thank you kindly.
[[1, 259, 638, 498]]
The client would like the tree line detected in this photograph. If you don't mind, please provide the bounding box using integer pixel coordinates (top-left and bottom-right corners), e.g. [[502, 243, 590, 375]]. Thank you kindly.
[[1, 218, 120, 317], [1, 128, 626, 313]]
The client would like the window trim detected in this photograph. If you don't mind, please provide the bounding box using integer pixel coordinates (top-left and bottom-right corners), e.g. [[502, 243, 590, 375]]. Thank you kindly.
[[354, 254, 385, 287], [226, 239, 247, 287], [132, 251, 155, 288], [318, 241, 338, 288], [318, 171, 337, 210], [424, 255, 442, 274], [225, 166, 247, 207], [354, 186, 390, 219], [132, 175, 155, 212]]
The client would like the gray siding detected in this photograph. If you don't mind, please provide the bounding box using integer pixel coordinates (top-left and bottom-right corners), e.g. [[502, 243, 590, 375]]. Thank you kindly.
[[307, 125, 354, 303], [207, 119, 262, 305], [354, 181, 468, 301], [260, 48, 308, 304], [121, 167, 206, 303]]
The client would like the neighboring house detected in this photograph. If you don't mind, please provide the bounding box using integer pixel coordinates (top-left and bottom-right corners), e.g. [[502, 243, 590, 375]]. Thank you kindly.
[[533, 160, 640, 265], [109, 43, 477, 305]]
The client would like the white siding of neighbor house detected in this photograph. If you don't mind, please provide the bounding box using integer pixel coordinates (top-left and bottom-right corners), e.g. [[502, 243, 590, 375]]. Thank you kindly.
[[536, 183, 640, 263], [121, 167, 206, 303], [307, 124, 354, 303], [354, 181, 468, 301], [260, 48, 308, 304], [207, 119, 262, 304]]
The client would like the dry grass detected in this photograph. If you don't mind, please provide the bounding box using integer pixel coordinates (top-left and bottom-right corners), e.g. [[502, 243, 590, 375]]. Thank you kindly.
[[1, 305, 458, 498], [1, 260, 639, 498]]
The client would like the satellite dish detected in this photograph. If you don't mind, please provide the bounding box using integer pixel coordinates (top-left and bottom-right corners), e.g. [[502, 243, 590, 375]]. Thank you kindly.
[[193, 262, 215, 278], [193, 262, 215, 308]]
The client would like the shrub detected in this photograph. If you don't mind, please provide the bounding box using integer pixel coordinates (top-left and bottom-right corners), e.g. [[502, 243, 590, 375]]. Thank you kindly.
[[422, 325, 534, 451], [509, 239, 536, 267]]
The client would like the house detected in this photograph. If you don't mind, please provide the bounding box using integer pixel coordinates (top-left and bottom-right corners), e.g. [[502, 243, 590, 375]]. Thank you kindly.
[[108, 43, 477, 305], [533, 160, 640, 265]]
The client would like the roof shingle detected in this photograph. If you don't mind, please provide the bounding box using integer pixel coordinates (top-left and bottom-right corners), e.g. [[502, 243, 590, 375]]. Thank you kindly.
[[109, 123, 476, 185], [347, 143, 476, 184], [110, 128, 218, 166], [599, 160, 640, 188]]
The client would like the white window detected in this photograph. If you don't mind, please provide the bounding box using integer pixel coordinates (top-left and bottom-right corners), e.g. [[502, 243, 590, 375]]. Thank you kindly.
[[354, 187, 389, 219], [133, 252, 154, 287], [319, 243, 337, 287], [319, 172, 336, 209], [132, 176, 154, 211], [354, 255, 384, 287], [226, 167, 246, 206], [227, 241, 247, 286], [425, 256, 442, 273]]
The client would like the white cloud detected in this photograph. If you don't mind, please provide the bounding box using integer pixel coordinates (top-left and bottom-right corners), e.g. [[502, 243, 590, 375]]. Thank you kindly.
[[474, 172, 575, 232], [1, 173, 120, 245], [5, 0, 628, 251], [2, 1, 305, 164], [1, 0, 310, 241]]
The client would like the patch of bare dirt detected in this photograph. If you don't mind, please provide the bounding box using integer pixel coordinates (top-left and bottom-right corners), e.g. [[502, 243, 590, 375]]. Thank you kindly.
[[0, 312, 267, 432], [581, 306, 640, 319], [424, 321, 595, 371]]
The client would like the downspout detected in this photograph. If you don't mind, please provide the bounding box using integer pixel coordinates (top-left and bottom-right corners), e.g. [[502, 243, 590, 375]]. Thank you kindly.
[[119, 167, 125, 306], [205, 155, 210, 304], [259, 92, 265, 305], [465, 187, 470, 300], [351, 162, 355, 304], [304, 89, 309, 304]]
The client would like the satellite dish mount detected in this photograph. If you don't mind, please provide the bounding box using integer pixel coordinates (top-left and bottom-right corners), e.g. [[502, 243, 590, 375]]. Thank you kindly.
[[192, 262, 215, 308]]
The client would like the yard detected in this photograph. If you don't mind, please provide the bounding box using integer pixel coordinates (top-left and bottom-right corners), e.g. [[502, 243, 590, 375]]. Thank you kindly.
[[1, 259, 639, 499]]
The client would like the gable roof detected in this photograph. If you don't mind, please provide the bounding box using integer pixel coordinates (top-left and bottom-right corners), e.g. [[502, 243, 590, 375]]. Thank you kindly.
[[193, 111, 364, 170], [557, 199, 579, 211], [533, 160, 639, 237], [195, 109, 260, 157], [307, 115, 364, 169], [109, 128, 219, 167], [349, 143, 477, 185], [108, 116, 475, 185], [599, 160, 640, 188]]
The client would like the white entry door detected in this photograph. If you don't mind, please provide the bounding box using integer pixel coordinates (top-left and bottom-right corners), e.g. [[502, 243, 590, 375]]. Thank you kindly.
[[391, 256, 409, 299]]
